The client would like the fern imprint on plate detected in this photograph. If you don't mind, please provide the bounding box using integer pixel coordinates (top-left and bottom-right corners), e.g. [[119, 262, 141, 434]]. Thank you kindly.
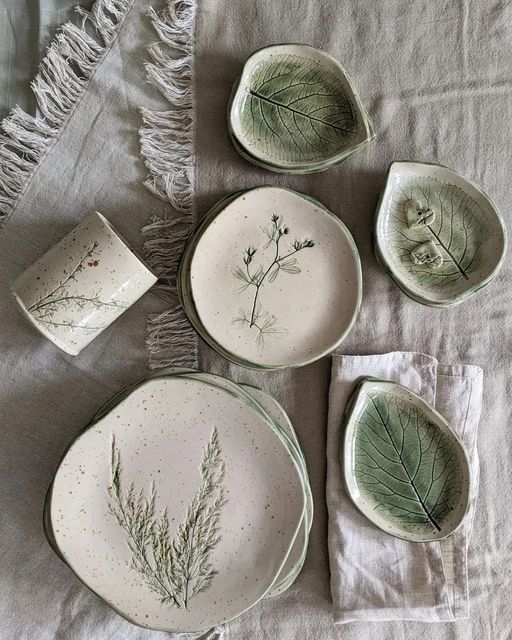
[[231, 214, 314, 349], [108, 428, 226, 609]]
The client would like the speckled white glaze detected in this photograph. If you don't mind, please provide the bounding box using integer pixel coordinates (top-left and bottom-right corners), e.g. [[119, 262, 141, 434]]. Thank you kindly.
[[49, 376, 305, 632], [11, 211, 157, 355], [186, 187, 362, 368]]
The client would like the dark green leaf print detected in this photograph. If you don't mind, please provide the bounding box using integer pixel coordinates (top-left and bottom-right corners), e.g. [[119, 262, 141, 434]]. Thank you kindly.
[[390, 179, 485, 290], [353, 392, 464, 534], [240, 54, 358, 163]]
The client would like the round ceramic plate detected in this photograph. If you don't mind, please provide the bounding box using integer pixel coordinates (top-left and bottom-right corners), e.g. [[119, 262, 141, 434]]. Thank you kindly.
[[228, 44, 375, 173], [374, 161, 507, 307], [48, 376, 305, 632], [343, 377, 471, 542], [184, 186, 362, 369], [44, 368, 312, 601]]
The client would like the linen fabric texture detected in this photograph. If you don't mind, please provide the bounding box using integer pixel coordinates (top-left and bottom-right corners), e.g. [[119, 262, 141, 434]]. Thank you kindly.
[[1, 0, 512, 639]]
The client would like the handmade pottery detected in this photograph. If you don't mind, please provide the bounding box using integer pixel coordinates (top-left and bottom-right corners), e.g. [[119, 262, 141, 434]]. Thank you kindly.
[[11, 211, 157, 354], [47, 375, 306, 632], [342, 377, 471, 542], [181, 186, 362, 369], [374, 162, 507, 307], [228, 44, 375, 173], [44, 370, 312, 608]]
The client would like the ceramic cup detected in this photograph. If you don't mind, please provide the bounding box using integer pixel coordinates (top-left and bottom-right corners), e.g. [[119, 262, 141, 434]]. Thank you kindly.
[[11, 211, 157, 355]]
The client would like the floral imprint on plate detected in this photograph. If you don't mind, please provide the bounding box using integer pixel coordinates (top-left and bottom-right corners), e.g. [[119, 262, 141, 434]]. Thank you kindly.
[[108, 428, 226, 610], [27, 241, 127, 333], [231, 214, 315, 349]]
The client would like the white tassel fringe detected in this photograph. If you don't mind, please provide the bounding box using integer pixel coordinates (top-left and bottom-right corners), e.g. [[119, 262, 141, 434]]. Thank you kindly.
[[140, 0, 197, 369], [0, 0, 133, 225]]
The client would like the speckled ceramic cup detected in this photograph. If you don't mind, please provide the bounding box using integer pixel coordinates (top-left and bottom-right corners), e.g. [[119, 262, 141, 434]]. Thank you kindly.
[[11, 211, 157, 355]]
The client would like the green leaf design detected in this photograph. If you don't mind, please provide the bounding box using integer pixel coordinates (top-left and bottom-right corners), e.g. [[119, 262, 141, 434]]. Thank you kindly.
[[239, 54, 358, 163], [389, 179, 485, 291], [352, 391, 465, 535], [108, 428, 226, 609]]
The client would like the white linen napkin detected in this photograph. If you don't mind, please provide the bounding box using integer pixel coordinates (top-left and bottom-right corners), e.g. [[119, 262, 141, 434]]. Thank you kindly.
[[326, 352, 483, 623]]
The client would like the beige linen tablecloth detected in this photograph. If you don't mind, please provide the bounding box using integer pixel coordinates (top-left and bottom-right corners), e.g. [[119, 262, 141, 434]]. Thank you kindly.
[[1, 1, 511, 639]]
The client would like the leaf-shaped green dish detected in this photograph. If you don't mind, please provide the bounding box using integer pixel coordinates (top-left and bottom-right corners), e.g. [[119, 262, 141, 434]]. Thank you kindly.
[[374, 161, 507, 307], [343, 377, 471, 542], [228, 44, 375, 173]]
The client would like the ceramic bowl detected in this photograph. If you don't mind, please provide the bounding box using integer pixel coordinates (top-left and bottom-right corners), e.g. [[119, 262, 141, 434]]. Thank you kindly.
[[373, 162, 507, 307], [228, 44, 375, 174], [11, 211, 157, 354], [343, 377, 471, 542], [179, 186, 362, 369]]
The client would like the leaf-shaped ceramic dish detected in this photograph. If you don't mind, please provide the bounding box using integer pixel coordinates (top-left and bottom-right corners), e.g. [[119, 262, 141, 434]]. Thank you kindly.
[[374, 161, 507, 307], [228, 44, 375, 173], [343, 377, 471, 542]]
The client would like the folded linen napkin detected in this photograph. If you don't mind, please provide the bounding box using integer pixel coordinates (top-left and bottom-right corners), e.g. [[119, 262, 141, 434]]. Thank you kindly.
[[326, 352, 483, 623]]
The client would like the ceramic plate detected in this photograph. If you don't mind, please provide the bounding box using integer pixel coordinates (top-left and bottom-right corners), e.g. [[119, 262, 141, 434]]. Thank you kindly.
[[343, 377, 471, 542], [374, 161, 507, 307], [228, 44, 375, 173], [44, 369, 312, 602], [183, 186, 362, 369], [48, 376, 305, 632]]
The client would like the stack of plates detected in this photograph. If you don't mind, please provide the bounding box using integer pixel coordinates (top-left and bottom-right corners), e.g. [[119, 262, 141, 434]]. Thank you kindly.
[[45, 369, 312, 633], [178, 186, 362, 369], [228, 44, 375, 174]]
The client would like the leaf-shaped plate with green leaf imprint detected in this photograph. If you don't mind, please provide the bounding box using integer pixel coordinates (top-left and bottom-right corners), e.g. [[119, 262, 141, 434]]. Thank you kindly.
[[46, 375, 305, 632], [228, 44, 375, 173], [374, 162, 507, 307], [343, 377, 472, 542]]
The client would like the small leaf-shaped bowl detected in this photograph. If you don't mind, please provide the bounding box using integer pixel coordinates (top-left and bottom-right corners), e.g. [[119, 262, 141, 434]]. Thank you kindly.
[[228, 44, 375, 174], [342, 377, 472, 542], [374, 161, 507, 307]]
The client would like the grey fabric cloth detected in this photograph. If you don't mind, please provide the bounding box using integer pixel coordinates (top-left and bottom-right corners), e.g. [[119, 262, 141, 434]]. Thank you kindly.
[[1, 1, 512, 640], [0, 0, 90, 118]]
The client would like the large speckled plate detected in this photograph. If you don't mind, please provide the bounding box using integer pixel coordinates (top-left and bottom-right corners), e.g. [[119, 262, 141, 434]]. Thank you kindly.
[[183, 186, 362, 369], [47, 376, 305, 633], [343, 377, 472, 542], [374, 161, 507, 307], [228, 44, 375, 173]]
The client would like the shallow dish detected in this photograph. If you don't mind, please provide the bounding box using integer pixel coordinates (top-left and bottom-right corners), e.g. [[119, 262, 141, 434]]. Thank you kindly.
[[183, 186, 362, 369], [374, 161, 507, 307], [342, 377, 471, 542], [48, 376, 305, 632], [228, 44, 375, 173]]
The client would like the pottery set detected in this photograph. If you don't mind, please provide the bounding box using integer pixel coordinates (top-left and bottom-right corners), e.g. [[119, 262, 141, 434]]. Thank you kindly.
[[13, 42, 505, 634]]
